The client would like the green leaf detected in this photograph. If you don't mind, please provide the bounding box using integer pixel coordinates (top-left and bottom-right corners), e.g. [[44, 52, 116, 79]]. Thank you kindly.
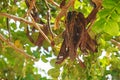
[[41, 55, 48, 63], [103, 20, 119, 36], [19, 1, 26, 10], [103, 0, 116, 9], [98, 9, 111, 18], [74, 0, 81, 9], [92, 19, 105, 33], [42, 40, 50, 49], [10, 23, 17, 30], [48, 68, 60, 78], [33, 51, 40, 58], [0, 58, 7, 69], [50, 58, 61, 67], [115, 2, 120, 14], [116, 7, 120, 14], [99, 38, 106, 47], [111, 12, 120, 22], [50, 59, 56, 67], [24, 74, 35, 80]]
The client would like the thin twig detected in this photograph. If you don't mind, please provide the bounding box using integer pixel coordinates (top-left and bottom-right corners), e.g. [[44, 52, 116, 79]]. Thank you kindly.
[[29, 14, 51, 44], [0, 12, 44, 27], [44, 0, 55, 38], [26, 26, 35, 44], [87, 17, 96, 32], [86, 0, 102, 31], [26, 0, 36, 16], [0, 33, 37, 61], [48, 0, 60, 8], [0, 13, 51, 44], [111, 39, 120, 49], [77, 55, 86, 68], [6, 18, 11, 41], [26, 0, 51, 43], [54, 0, 75, 29], [86, 0, 102, 25]]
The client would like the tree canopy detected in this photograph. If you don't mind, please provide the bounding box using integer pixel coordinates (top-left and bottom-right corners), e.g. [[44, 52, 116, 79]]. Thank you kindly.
[[0, 0, 120, 80]]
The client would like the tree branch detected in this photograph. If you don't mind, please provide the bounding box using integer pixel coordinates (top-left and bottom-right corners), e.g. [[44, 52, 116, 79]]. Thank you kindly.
[[0, 13, 51, 44], [26, 0, 36, 16], [111, 39, 120, 50], [44, 0, 55, 38], [0, 12, 44, 27], [54, 0, 75, 29], [29, 14, 51, 44], [86, 0, 102, 25], [0, 33, 37, 61], [48, 0, 60, 8]]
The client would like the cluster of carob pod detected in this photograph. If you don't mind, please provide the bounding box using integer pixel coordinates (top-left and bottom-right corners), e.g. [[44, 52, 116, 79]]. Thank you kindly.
[[56, 0, 102, 67]]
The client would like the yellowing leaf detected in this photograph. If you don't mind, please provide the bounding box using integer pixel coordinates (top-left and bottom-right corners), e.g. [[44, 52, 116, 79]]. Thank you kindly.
[[14, 40, 23, 48]]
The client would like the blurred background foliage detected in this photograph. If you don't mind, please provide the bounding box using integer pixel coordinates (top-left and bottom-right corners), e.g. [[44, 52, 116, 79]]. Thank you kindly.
[[0, 0, 120, 80]]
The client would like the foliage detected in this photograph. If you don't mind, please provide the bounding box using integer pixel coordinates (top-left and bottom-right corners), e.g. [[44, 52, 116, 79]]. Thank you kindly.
[[0, 0, 120, 80]]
